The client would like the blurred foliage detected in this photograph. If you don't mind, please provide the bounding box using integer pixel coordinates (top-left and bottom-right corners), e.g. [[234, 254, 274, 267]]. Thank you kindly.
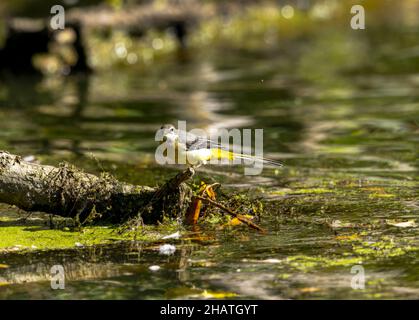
[[0, 0, 418, 74], [0, 0, 102, 17]]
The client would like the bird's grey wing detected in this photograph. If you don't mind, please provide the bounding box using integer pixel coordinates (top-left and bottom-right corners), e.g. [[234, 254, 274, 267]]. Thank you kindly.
[[177, 130, 223, 151], [185, 136, 212, 150]]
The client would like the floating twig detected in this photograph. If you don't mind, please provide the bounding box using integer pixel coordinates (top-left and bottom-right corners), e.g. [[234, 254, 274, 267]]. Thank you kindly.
[[195, 195, 267, 234]]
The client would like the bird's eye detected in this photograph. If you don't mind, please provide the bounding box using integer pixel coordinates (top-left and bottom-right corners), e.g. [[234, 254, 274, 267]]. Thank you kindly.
[[170, 127, 174, 132]]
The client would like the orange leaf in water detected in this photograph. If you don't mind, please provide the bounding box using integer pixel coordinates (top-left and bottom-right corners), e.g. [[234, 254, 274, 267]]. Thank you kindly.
[[224, 215, 254, 227], [185, 198, 202, 225], [205, 186, 216, 200], [186, 182, 219, 225]]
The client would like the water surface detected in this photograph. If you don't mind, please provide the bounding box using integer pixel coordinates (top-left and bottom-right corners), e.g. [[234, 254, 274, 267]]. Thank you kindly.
[[0, 28, 418, 299]]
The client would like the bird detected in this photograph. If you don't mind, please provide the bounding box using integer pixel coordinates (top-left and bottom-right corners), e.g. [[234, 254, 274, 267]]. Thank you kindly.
[[158, 124, 282, 169]]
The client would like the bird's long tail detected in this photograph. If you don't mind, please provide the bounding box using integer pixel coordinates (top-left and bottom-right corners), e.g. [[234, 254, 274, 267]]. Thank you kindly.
[[233, 153, 283, 167], [210, 149, 283, 167]]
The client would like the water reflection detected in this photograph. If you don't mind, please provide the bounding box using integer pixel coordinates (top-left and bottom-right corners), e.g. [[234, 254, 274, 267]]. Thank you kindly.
[[0, 8, 418, 298]]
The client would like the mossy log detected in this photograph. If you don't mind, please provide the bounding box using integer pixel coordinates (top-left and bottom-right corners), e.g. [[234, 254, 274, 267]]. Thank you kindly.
[[0, 151, 193, 224]]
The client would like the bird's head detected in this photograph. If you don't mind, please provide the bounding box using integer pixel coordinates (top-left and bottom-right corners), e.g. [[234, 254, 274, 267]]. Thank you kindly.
[[160, 124, 178, 144]]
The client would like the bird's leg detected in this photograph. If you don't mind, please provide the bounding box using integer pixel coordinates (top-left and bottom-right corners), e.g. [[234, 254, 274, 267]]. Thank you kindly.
[[190, 163, 202, 169], [194, 160, 206, 168]]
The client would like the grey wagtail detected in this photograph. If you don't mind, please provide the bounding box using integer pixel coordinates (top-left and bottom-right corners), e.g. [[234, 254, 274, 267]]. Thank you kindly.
[[159, 124, 282, 169]]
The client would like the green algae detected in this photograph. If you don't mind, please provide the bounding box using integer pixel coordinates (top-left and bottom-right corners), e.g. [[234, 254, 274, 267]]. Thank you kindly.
[[284, 237, 418, 273], [0, 224, 121, 251], [0, 206, 181, 252]]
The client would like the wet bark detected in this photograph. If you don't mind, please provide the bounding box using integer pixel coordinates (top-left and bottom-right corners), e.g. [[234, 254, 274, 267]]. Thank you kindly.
[[0, 151, 193, 224]]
